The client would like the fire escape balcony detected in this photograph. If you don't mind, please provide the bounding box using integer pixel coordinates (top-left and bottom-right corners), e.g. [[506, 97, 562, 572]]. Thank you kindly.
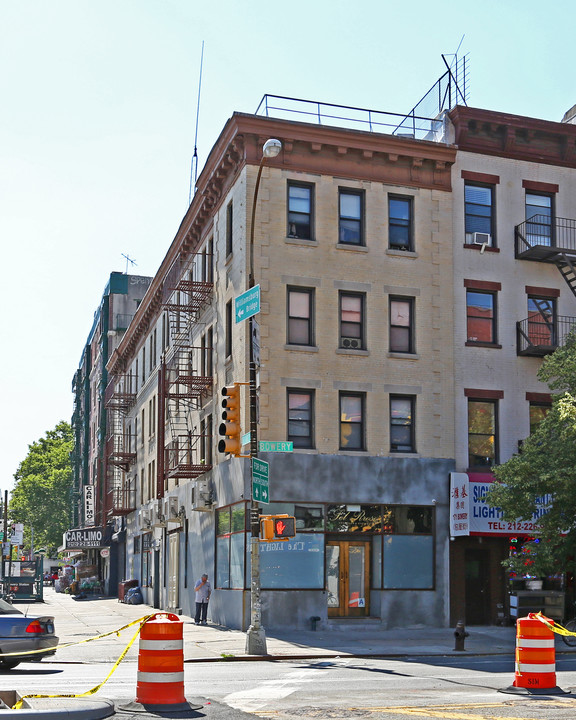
[[105, 432, 137, 471], [165, 434, 212, 480], [515, 216, 576, 298], [106, 466, 136, 517], [163, 279, 213, 317], [104, 374, 137, 413], [165, 347, 213, 406], [517, 315, 576, 356]]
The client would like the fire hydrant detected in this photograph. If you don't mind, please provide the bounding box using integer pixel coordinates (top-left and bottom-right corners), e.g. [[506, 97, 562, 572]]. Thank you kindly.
[[454, 620, 469, 651]]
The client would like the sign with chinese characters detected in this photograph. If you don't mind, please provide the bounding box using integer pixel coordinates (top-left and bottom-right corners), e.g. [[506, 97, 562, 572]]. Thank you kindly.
[[450, 472, 470, 536], [450, 473, 553, 537], [84, 485, 95, 526]]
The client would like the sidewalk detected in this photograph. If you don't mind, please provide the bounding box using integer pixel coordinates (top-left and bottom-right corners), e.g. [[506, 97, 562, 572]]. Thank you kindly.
[[30, 587, 568, 664]]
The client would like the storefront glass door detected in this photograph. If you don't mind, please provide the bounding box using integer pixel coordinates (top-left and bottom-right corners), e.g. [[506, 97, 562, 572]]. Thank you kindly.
[[326, 540, 370, 617]]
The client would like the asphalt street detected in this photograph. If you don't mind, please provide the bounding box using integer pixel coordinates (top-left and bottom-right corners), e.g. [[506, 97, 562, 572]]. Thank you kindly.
[[5, 588, 576, 719]]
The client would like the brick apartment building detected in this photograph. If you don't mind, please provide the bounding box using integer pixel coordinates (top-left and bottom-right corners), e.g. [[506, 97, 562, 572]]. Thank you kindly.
[[73, 90, 576, 629]]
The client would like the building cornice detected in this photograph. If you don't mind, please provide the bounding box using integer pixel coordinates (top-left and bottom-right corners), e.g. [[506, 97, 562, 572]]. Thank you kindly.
[[449, 105, 576, 167], [108, 113, 456, 373]]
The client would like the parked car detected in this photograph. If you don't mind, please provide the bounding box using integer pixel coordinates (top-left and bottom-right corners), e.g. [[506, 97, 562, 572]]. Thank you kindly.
[[0, 598, 58, 669]]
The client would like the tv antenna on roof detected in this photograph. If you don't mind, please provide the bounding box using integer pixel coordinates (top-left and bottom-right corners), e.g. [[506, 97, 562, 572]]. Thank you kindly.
[[122, 253, 137, 274], [188, 41, 205, 206]]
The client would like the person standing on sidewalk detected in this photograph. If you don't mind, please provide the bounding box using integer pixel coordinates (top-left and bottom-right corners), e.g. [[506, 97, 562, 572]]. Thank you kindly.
[[194, 573, 211, 625]]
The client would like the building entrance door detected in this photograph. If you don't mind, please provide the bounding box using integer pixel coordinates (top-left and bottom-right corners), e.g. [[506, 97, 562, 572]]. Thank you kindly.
[[167, 532, 179, 610], [465, 548, 490, 624], [326, 540, 370, 617]]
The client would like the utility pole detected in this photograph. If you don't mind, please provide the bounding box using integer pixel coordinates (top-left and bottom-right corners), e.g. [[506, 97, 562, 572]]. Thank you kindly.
[[2, 490, 8, 597]]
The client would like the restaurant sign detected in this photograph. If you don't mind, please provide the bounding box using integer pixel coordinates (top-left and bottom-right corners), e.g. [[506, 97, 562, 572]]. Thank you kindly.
[[63, 526, 109, 549]]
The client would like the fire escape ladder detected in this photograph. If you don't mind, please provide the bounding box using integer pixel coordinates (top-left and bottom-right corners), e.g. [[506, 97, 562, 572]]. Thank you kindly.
[[554, 253, 576, 298], [161, 255, 214, 482], [104, 375, 137, 517]]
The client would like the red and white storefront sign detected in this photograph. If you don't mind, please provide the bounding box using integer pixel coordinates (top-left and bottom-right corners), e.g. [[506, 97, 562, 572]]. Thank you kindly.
[[450, 472, 552, 537]]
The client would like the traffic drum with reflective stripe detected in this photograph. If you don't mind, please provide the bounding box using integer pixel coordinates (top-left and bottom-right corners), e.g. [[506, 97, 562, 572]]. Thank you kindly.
[[514, 613, 556, 689], [135, 612, 186, 706], [500, 613, 566, 695]]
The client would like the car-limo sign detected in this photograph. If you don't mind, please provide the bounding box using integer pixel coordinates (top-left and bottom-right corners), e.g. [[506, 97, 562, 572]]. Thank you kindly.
[[63, 526, 108, 549]]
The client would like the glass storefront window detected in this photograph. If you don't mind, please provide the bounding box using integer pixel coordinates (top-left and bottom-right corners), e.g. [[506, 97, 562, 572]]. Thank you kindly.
[[383, 506, 433, 534], [327, 505, 382, 533], [230, 533, 245, 588], [217, 508, 231, 535], [383, 535, 434, 589], [216, 536, 230, 589], [216, 503, 245, 589], [253, 534, 325, 589]]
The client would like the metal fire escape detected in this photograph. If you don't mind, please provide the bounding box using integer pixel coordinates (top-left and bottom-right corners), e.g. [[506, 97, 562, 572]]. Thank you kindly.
[[515, 216, 576, 354], [161, 254, 214, 481], [104, 373, 137, 515]]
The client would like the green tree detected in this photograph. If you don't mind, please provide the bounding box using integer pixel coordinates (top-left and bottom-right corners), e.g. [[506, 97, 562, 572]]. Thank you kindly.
[[10, 421, 73, 556], [487, 331, 576, 575]]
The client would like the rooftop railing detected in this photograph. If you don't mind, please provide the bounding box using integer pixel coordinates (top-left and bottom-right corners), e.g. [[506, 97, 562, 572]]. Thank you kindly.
[[255, 94, 447, 142]]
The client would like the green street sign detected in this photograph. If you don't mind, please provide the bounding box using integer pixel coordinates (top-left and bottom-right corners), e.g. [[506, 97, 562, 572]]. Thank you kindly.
[[252, 457, 269, 504], [259, 441, 293, 453], [235, 285, 260, 323]]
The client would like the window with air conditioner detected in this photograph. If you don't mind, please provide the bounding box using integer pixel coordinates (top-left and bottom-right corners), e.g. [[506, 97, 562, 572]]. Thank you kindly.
[[464, 182, 495, 246], [472, 232, 492, 246], [339, 291, 365, 350]]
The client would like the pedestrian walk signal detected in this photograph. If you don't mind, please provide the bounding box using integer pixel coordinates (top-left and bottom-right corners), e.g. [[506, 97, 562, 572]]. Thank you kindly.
[[259, 514, 296, 542], [274, 516, 296, 539]]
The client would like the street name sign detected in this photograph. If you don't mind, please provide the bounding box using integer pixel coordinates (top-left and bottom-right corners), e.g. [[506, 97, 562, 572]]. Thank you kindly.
[[235, 285, 261, 323], [241, 432, 251, 447], [252, 457, 270, 504], [259, 441, 293, 452]]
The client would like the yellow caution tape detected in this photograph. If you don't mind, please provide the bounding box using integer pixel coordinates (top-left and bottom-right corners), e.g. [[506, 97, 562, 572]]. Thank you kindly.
[[11, 614, 154, 710], [534, 612, 576, 637], [0, 613, 154, 658]]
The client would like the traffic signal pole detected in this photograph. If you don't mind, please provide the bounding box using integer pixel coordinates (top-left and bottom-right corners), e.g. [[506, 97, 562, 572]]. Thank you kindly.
[[244, 139, 282, 656], [245, 311, 267, 656]]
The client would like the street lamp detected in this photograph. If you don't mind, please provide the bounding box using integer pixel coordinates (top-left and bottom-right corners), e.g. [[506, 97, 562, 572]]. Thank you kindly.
[[245, 138, 282, 655]]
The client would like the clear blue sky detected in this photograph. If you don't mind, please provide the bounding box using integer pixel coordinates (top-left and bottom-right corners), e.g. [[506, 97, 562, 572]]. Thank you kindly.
[[1, 0, 575, 491]]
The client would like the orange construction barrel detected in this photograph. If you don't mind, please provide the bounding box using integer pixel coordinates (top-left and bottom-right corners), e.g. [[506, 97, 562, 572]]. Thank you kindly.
[[500, 613, 566, 695], [135, 613, 186, 706]]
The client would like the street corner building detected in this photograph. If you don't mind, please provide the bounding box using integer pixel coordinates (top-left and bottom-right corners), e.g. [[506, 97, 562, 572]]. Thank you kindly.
[[70, 70, 576, 630]]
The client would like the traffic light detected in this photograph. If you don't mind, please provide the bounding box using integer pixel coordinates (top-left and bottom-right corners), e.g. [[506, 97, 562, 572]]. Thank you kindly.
[[260, 516, 275, 542], [273, 515, 296, 539], [218, 385, 241, 456], [259, 515, 296, 542]]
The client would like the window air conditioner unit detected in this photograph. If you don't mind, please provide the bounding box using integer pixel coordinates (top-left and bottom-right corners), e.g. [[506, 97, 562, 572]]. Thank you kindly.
[[165, 496, 182, 523], [473, 232, 492, 247], [152, 499, 166, 528], [140, 508, 151, 528], [341, 337, 361, 350], [192, 478, 213, 512]]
